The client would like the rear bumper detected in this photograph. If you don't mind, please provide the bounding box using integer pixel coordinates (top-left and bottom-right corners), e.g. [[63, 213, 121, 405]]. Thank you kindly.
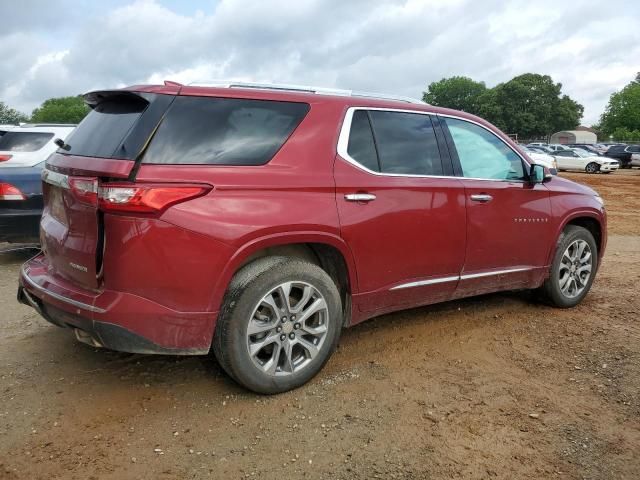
[[18, 254, 216, 355], [0, 208, 41, 243]]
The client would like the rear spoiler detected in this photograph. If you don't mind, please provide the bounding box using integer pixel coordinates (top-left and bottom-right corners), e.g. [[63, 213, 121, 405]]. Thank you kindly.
[[83, 90, 154, 109]]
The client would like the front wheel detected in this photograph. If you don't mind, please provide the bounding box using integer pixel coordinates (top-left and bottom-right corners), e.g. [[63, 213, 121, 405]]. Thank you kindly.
[[213, 256, 342, 394], [540, 225, 598, 308], [585, 162, 599, 174]]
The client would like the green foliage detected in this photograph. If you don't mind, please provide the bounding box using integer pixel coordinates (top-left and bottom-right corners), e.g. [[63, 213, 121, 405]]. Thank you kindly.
[[423, 73, 583, 138], [610, 127, 640, 142], [30, 96, 89, 124], [599, 73, 640, 136], [423, 76, 486, 114], [0, 101, 29, 124]]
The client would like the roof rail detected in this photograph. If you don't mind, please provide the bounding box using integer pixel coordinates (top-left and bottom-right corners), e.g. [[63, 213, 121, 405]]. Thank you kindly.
[[184, 80, 426, 105]]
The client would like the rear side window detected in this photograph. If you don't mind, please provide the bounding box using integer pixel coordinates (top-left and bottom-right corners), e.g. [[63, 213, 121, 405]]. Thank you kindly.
[[0, 132, 54, 152], [368, 111, 443, 176], [142, 96, 309, 165], [347, 110, 379, 171], [63, 95, 148, 158]]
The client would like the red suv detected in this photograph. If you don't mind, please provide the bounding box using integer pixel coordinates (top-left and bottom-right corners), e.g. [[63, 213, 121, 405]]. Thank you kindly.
[[18, 81, 607, 393]]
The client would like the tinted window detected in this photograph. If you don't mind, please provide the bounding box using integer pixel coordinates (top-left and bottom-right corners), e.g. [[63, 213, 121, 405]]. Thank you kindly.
[[63, 95, 148, 158], [347, 110, 379, 171], [0, 132, 53, 152], [445, 118, 525, 180], [143, 96, 309, 165], [368, 111, 442, 175], [627, 145, 640, 153], [555, 151, 574, 157]]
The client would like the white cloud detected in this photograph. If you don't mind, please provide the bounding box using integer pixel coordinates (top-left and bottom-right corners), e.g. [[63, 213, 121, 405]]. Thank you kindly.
[[2, 0, 639, 125]]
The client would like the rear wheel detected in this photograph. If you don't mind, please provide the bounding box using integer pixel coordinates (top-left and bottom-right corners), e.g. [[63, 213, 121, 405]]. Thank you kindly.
[[213, 256, 342, 394], [585, 162, 599, 174], [540, 225, 597, 308]]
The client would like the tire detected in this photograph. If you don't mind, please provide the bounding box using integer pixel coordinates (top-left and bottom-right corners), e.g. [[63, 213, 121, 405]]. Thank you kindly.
[[213, 256, 342, 394], [540, 225, 598, 308], [585, 162, 599, 174]]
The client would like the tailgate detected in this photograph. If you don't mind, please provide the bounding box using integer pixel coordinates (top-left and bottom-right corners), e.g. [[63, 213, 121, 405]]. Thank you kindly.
[[40, 157, 134, 289]]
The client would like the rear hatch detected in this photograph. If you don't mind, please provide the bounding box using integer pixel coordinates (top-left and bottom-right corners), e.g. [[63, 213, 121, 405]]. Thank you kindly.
[[40, 90, 175, 289]]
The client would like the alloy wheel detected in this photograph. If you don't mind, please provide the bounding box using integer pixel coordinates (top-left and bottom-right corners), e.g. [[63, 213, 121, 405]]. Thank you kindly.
[[558, 239, 592, 298], [246, 281, 329, 376]]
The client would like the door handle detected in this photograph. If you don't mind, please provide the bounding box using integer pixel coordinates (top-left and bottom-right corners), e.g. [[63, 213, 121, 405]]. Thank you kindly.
[[345, 193, 376, 202], [470, 194, 493, 203]]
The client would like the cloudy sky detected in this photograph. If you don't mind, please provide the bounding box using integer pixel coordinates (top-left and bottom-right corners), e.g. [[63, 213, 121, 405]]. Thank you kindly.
[[3, 0, 639, 125]]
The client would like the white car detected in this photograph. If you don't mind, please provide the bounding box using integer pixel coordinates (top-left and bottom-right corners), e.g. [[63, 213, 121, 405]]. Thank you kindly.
[[547, 144, 571, 152], [520, 146, 558, 174], [0, 124, 75, 168], [554, 148, 619, 174]]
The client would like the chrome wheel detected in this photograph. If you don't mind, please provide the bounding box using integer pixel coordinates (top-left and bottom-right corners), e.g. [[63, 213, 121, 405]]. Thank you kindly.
[[246, 281, 329, 376], [558, 239, 592, 298], [585, 162, 598, 174]]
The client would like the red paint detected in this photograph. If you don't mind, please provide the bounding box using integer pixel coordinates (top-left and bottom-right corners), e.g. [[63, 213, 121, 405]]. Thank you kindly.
[[20, 84, 607, 352]]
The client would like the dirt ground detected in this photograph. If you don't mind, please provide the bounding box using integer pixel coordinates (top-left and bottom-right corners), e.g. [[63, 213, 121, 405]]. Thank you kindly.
[[1, 170, 639, 480]]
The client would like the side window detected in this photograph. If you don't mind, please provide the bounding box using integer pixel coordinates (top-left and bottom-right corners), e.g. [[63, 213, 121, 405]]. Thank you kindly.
[[368, 111, 443, 175], [347, 110, 379, 171], [556, 151, 572, 157], [445, 118, 525, 180]]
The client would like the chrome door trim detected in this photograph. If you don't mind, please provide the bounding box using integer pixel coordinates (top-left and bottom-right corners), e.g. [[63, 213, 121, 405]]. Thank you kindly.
[[336, 106, 531, 181], [390, 275, 459, 290], [21, 265, 106, 314], [459, 267, 533, 280], [389, 267, 534, 291], [469, 194, 493, 202]]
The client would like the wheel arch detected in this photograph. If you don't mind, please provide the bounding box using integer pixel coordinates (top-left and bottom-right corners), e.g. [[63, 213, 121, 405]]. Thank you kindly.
[[211, 232, 358, 327], [548, 211, 605, 266]]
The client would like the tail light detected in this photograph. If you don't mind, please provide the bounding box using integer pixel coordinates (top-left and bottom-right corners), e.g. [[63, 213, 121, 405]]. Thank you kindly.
[[98, 183, 210, 213], [0, 182, 26, 200], [0, 155, 13, 162]]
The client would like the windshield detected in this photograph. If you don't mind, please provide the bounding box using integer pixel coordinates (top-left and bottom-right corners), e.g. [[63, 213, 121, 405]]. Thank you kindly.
[[573, 149, 592, 158]]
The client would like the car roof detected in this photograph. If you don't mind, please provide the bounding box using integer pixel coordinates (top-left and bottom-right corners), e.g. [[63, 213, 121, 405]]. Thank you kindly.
[[93, 80, 502, 136]]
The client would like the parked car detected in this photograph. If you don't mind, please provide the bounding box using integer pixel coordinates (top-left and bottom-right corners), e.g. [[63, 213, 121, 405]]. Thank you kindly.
[[520, 146, 557, 174], [566, 144, 601, 156], [0, 124, 75, 168], [528, 145, 555, 155], [555, 148, 619, 173], [604, 144, 639, 168], [0, 162, 45, 243], [630, 146, 640, 167], [547, 144, 571, 152], [528, 142, 549, 148], [18, 81, 607, 394]]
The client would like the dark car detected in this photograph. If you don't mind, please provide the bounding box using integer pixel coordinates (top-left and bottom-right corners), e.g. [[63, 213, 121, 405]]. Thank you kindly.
[[0, 162, 44, 243], [566, 144, 601, 156], [18, 81, 607, 394], [605, 144, 640, 168]]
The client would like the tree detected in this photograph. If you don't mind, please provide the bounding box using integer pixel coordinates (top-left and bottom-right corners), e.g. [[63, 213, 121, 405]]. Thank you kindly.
[[30, 96, 89, 124], [599, 73, 640, 136], [0, 101, 29, 124], [477, 74, 582, 138], [422, 76, 486, 114]]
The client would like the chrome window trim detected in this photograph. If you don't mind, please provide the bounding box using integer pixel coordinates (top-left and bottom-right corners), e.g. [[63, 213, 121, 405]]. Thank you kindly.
[[389, 267, 534, 291], [21, 265, 106, 314], [336, 107, 530, 182]]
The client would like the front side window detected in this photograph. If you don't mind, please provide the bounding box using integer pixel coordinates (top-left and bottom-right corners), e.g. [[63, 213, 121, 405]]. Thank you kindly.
[[445, 118, 525, 180], [143, 96, 309, 165], [0, 132, 54, 152]]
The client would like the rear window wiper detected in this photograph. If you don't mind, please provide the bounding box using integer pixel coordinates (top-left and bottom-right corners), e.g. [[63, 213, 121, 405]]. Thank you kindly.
[[54, 138, 71, 151]]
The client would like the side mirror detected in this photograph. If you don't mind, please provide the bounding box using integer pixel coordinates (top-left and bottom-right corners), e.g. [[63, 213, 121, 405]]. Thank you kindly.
[[529, 163, 552, 184]]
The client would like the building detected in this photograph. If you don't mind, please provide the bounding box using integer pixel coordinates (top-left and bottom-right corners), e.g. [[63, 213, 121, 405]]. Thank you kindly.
[[550, 129, 597, 144]]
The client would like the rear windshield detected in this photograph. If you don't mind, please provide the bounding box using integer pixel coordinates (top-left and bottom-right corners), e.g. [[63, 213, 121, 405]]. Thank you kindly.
[[142, 96, 309, 165], [0, 132, 54, 152], [62, 95, 148, 158]]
